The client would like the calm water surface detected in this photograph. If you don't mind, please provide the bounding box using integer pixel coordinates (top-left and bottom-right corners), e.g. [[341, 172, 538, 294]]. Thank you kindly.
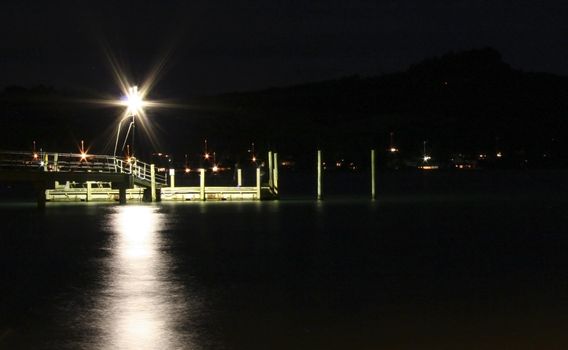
[[1, 184, 568, 349]]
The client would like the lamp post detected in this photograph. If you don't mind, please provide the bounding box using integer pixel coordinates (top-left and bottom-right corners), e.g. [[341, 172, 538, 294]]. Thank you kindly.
[[114, 86, 144, 158]]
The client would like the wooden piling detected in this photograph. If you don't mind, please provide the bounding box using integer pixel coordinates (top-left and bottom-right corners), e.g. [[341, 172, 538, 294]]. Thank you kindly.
[[119, 186, 127, 204], [36, 183, 46, 209], [256, 167, 261, 200], [371, 149, 376, 200], [273, 152, 278, 193], [268, 150, 273, 188], [86, 181, 92, 202], [170, 168, 175, 188], [317, 150, 322, 200], [200, 168, 205, 200], [150, 164, 156, 202]]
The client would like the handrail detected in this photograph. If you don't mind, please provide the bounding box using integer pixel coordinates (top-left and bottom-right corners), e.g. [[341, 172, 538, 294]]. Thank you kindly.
[[0, 150, 167, 185]]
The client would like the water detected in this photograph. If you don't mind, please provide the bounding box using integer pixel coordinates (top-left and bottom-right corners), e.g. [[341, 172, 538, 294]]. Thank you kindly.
[[1, 172, 568, 349]]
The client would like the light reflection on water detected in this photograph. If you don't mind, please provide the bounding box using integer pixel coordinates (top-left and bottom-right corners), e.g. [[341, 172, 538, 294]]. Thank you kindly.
[[95, 205, 199, 350], [2, 191, 568, 349]]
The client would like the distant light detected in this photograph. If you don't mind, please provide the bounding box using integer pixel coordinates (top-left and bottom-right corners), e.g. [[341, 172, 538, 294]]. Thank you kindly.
[[478, 154, 487, 159], [496, 152, 502, 158], [33, 153, 38, 160], [204, 153, 210, 160], [127, 157, 132, 163], [80, 152, 88, 161], [389, 147, 398, 153], [185, 168, 190, 173], [212, 165, 218, 172], [336, 162, 342, 167], [423, 155, 431, 162], [252, 156, 256, 162]]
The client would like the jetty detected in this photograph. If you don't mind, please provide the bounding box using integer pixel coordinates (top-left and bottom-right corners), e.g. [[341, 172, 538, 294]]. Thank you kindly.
[[0, 150, 278, 207]]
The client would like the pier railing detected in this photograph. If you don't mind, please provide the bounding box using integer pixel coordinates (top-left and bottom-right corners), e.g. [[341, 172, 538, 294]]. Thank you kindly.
[[0, 150, 167, 185]]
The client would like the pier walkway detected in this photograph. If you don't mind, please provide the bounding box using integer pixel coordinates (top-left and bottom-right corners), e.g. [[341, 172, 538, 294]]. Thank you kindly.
[[0, 151, 167, 207], [0, 150, 278, 207]]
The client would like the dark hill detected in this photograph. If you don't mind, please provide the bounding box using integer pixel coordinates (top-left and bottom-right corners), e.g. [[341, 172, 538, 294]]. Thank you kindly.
[[1, 47, 568, 167], [191, 48, 568, 161]]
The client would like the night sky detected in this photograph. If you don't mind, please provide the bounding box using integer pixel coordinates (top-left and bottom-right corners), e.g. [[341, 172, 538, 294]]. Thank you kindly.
[[1, 1, 567, 97]]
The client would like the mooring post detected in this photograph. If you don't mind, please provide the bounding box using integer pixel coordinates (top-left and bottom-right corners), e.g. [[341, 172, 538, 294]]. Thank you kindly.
[[256, 167, 261, 200], [150, 164, 156, 202], [317, 150, 322, 200], [237, 168, 242, 187], [86, 181, 92, 202], [268, 150, 273, 188], [273, 152, 279, 193], [371, 149, 376, 200], [200, 168, 205, 201], [169, 168, 175, 188]]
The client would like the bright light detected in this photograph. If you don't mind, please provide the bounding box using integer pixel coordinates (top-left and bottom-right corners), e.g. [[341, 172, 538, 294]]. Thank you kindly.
[[420, 165, 438, 170], [80, 152, 88, 161], [212, 165, 218, 172], [121, 86, 145, 116], [184, 167, 190, 173], [390, 147, 398, 153], [496, 152, 502, 158], [252, 156, 256, 162], [204, 153, 210, 160], [423, 155, 431, 162], [33, 153, 38, 160]]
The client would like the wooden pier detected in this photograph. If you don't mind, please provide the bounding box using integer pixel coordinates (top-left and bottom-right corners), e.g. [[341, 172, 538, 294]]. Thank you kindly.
[[0, 150, 279, 206]]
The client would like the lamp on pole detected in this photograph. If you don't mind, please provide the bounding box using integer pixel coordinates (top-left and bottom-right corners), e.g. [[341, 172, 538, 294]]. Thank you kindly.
[[114, 85, 144, 158]]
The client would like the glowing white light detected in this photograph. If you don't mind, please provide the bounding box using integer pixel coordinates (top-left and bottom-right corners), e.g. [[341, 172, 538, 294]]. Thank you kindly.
[[496, 152, 502, 158], [80, 152, 88, 161], [212, 165, 218, 172], [390, 147, 398, 153], [122, 86, 146, 116], [204, 153, 210, 160], [184, 168, 190, 173], [423, 155, 431, 162]]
